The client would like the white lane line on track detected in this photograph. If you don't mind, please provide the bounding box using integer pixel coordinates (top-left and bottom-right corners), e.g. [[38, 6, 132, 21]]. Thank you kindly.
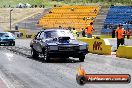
[[0, 71, 15, 88]]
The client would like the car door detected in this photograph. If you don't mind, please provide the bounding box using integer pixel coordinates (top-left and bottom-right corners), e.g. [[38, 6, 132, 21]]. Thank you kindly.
[[33, 32, 43, 53]]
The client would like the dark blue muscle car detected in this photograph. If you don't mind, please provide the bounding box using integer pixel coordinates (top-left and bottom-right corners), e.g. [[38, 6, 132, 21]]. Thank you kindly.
[[30, 29, 88, 62]]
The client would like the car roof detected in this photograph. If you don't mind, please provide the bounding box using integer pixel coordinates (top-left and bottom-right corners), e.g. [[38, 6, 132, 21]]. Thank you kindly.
[[41, 29, 67, 32], [0, 32, 11, 34]]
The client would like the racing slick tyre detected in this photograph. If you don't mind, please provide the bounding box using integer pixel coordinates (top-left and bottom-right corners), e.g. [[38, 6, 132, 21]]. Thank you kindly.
[[79, 55, 85, 62], [31, 48, 39, 58], [43, 47, 50, 62]]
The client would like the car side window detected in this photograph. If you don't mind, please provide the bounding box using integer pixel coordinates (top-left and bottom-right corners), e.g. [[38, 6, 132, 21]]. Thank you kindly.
[[4, 33, 9, 37], [44, 31, 52, 39], [36, 32, 41, 39], [40, 32, 45, 39]]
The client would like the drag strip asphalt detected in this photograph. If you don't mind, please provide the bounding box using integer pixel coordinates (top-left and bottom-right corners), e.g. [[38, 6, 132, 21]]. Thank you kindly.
[[0, 39, 131, 88], [0, 47, 132, 88]]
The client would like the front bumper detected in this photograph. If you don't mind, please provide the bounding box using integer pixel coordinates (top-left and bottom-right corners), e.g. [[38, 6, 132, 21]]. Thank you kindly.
[[0, 41, 9, 44], [48, 49, 88, 58], [0, 40, 15, 45]]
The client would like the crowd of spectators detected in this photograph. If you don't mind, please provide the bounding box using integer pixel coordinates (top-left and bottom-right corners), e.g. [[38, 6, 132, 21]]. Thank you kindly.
[[103, 24, 131, 39]]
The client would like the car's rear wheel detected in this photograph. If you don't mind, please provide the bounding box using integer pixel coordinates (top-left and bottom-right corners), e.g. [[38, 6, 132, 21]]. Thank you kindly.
[[31, 48, 39, 58], [43, 47, 50, 62], [79, 55, 85, 62]]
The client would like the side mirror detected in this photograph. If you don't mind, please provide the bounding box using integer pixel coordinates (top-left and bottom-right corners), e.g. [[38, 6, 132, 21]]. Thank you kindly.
[[37, 38, 42, 41]]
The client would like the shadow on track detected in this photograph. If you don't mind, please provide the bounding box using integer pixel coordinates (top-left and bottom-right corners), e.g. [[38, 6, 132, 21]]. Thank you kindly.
[[28, 56, 82, 63], [1, 46, 83, 63]]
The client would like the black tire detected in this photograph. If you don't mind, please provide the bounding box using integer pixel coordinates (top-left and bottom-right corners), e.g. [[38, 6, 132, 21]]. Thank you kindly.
[[9, 41, 15, 46], [11, 41, 15, 46], [43, 47, 50, 62], [9, 42, 12, 46], [12, 41, 15, 46], [79, 55, 85, 62], [31, 48, 39, 58]]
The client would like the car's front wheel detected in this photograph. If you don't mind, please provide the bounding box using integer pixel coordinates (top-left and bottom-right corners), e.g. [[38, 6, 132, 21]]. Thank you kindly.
[[11, 41, 15, 46], [31, 48, 39, 58], [79, 55, 85, 62], [9, 41, 15, 46], [43, 47, 50, 62]]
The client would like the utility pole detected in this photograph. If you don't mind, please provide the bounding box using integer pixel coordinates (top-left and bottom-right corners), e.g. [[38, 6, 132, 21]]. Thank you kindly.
[[10, 9, 13, 30]]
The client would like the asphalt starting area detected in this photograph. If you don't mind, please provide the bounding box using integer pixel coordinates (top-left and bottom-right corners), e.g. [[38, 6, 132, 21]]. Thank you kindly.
[[0, 38, 132, 88], [13, 38, 132, 59]]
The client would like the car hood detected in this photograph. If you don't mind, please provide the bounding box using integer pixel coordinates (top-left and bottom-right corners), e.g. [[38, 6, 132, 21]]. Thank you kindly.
[[0, 37, 15, 40], [45, 38, 88, 46]]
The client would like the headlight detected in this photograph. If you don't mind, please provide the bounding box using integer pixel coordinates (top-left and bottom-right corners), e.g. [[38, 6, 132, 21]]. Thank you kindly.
[[49, 46, 58, 50], [79, 45, 87, 50]]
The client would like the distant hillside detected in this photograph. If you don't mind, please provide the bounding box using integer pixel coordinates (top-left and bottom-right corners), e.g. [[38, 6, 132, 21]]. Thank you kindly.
[[0, 0, 45, 7], [0, 8, 44, 31], [0, 0, 132, 8]]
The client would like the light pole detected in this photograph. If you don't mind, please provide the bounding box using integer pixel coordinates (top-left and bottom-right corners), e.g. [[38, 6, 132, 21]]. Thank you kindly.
[[10, 9, 13, 30]]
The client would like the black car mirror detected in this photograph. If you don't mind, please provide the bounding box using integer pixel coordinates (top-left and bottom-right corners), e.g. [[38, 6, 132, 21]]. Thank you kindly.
[[37, 38, 42, 41]]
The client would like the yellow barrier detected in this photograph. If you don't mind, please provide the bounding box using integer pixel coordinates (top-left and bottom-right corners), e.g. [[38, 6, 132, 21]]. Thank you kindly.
[[116, 46, 132, 59], [78, 37, 111, 55], [5, 29, 36, 39]]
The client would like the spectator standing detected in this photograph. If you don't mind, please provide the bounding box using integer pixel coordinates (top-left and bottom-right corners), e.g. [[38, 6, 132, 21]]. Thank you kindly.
[[71, 28, 78, 37], [112, 29, 115, 38], [110, 24, 115, 38], [67, 26, 72, 31], [87, 17, 90, 20], [123, 30, 126, 38], [82, 28, 85, 37], [83, 17, 86, 21], [15, 24, 19, 30], [86, 22, 95, 38], [115, 24, 125, 49], [126, 28, 131, 39], [94, 8, 97, 14], [59, 26, 62, 29], [71, 8, 74, 11]]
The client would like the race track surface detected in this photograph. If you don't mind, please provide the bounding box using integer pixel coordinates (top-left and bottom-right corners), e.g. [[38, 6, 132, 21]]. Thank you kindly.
[[0, 39, 131, 88]]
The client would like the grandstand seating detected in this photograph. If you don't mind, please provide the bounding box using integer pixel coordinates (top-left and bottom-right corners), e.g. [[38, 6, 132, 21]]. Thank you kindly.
[[102, 6, 132, 33], [37, 6, 100, 31]]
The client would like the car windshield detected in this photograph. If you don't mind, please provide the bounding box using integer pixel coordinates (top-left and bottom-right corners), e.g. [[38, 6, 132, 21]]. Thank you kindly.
[[0, 33, 8, 37], [0, 32, 14, 37], [44, 30, 75, 39], [57, 30, 75, 39]]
